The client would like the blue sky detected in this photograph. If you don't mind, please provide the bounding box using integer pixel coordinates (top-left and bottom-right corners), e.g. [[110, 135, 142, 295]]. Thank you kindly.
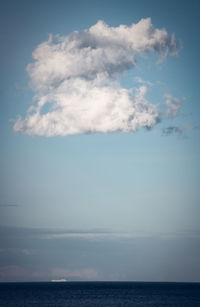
[[0, 0, 200, 282]]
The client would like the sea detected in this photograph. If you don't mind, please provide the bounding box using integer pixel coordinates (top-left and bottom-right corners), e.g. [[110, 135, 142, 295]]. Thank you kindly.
[[0, 282, 200, 306]]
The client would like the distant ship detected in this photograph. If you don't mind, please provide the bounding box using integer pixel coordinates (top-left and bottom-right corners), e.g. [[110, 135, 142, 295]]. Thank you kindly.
[[51, 279, 68, 282]]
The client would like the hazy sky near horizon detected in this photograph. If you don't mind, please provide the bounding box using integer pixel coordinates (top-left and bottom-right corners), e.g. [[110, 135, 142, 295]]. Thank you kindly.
[[0, 0, 200, 282]]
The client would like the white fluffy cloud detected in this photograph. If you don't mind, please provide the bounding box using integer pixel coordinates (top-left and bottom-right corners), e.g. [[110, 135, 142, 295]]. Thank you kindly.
[[14, 18, 179, 137], [14, 82, 160, 137]]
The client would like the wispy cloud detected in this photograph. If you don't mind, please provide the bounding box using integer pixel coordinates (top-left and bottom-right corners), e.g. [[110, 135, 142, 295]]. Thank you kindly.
[[135, 76, 153, 86], [165, 94, 184, 118], [0, 266, 28, 281], [42, 232, 145, 241], [0, 265, 45, 282], [0, 248, 33, 255], [162, 124, 200, 137], [1, 226, 200, 241], [51, 267, 99, 281], [0, 203, 19, 207], [13, 18, 179, 137], [39, 229, 200, 241], [1, 226, 200, 282], [162, 126, 184, 137]]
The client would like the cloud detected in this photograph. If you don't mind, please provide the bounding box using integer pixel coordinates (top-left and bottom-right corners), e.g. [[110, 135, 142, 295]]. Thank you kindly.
[[0, 248, 32, 255], [0, 203, 19, 207], [0, 266, 27, 281], [2, 226, 200, 243], [1, 226, 200, 282], [26, 18, 177, 92], [51, 267, 99, 281], [165, 94, 184, 118], [162, 124, 200, 137], [14, 84, 160, 136], [13, 18, 179, 137], [0, 265, 45, 282], [41, 229, 200, 241], [162, 126, 184, 137], [42, 232, 144, 241], [135, 76, 153, 86]]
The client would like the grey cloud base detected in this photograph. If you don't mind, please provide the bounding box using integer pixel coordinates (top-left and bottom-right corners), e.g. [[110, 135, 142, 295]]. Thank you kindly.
[[14, 19, 179, 137]]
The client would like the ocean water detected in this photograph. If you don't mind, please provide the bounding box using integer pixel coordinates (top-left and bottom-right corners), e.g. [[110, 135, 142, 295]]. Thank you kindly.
[[0, 282, 200, 306]]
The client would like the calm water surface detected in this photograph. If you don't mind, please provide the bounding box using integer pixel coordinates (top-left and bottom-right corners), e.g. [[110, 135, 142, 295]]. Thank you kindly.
[[0, 282, 200, 306]]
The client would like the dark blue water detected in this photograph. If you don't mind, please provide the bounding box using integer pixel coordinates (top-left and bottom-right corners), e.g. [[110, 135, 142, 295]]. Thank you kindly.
[[0, 282, 200, 306]]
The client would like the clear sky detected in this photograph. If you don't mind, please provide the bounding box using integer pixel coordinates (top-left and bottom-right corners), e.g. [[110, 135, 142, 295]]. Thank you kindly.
[[0, 0, 200, 282]]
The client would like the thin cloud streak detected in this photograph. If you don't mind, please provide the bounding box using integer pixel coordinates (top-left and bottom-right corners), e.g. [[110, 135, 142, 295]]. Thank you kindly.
[[40, 230, 200, 241], [0, 204, 19, 207], [1, 226, 200, 241]]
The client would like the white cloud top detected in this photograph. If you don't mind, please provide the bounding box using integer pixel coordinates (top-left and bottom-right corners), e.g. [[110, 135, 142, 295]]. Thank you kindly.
[[14, 18, 179, 137]]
